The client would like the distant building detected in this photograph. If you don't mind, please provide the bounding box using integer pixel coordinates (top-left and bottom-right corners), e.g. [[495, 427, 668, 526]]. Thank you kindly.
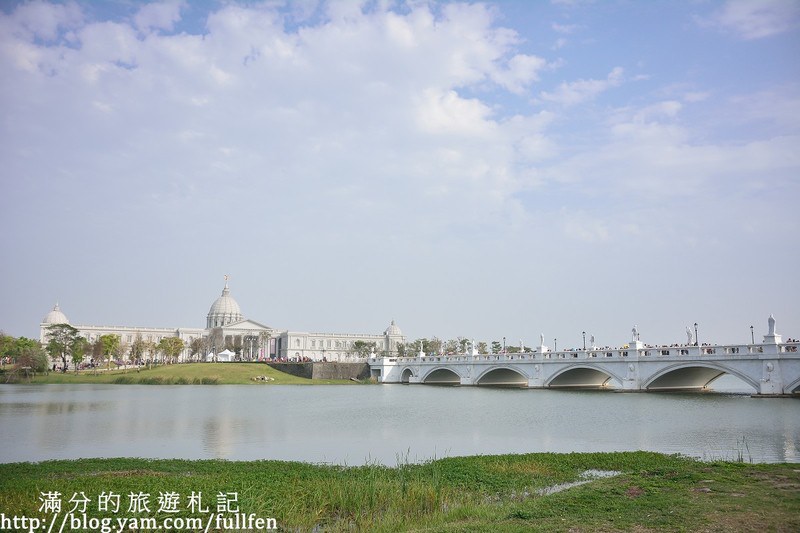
[[39, 281, 404, 363]]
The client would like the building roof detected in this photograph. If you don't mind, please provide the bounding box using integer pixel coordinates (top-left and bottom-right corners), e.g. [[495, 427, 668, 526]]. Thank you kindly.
[[42, 303, 69, 325], [207, 281, 243, 325], [384, 319, 402, 336]]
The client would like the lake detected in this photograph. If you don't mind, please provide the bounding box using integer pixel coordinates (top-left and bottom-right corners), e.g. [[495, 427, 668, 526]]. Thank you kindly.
[[1, 384, 798, 464]]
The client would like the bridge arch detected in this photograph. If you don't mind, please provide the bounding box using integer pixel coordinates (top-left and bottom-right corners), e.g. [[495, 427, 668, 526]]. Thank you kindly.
[[784, 375, 800, 395], [420, 366, 462, 385], [546, 364, 622, 389], [474, 366, 528, 387], [400, 367, 415, 384], [643, 362, 759, 392]]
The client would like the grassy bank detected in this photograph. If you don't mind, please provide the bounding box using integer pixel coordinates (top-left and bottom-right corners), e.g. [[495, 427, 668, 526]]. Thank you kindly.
[[8, 363, 356, 385], [1, 452, 797, 531]]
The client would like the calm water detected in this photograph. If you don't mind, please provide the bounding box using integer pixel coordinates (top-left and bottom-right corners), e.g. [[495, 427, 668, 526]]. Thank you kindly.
[[1, 384, 798, 464]]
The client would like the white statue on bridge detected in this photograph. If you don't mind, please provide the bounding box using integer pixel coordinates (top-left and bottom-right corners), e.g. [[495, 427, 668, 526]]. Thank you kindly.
[[763, 314, 782, 345], [470, 339, 478, 357], [686, 326, 693, 345], [631, 325, 639, 342]]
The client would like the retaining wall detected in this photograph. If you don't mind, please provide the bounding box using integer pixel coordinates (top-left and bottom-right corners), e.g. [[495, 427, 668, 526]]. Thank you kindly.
[[267, 362, 370, 381]]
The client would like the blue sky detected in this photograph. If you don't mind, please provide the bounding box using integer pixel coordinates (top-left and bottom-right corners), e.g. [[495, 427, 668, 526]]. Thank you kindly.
[[1, 0, 798, 349]]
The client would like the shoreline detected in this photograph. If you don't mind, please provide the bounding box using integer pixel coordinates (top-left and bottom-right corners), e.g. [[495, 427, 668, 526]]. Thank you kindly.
[[1, 452, 798, 531], [1, 362, 363, 385]]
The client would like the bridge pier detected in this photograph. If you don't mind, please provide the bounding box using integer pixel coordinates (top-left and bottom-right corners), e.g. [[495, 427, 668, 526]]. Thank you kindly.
[[758, 358, 783, 395], [621, 361, 641, 391]]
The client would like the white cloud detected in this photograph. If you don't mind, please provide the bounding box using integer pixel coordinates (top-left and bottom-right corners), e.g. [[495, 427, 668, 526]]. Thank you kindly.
[[415, 88, 495, 136], [551, 22, 578, 34], [683, 91, 710, 103], [539, 66, 624, 105], [699, 0, 800, 40], [490, 53, 548, 93], [1, 1, 798, 343], [1, 0, 83, 41], [134, 1, 185, 33], [562, 211, 610, 242]]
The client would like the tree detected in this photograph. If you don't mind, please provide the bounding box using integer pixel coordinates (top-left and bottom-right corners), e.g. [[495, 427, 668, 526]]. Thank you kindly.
[[116, 341, 129, 363], [45, 323, 81, 372], [0, 332, 15, 363], [1, 334, 49, 374], [351, 340, 377, 358], [189, 337, 209, 361], [491, 341, 502, 354], [477, 341, 488, 354], [99, 334, 120, 370], [16, 342, 48, 374], [396, 342, 406, 357], [130, 333, 147, 365], [444, 339, 460, 354], [90, 338, 104, 364], [158, 337, 185, 364], [209, 329, 224, 358], [406, 339, 424, 355], [71, 337, 89, 373], [145, 340, 158, 367], [427, 337, 443, 355]]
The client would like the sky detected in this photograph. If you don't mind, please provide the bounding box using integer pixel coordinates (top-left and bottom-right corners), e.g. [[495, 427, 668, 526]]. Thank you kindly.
[[1, 0, 798, 349]]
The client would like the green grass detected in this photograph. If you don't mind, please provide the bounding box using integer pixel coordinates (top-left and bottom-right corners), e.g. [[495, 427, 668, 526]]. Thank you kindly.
[[13, 363, 356, 385], [1, 453, 797, 531]]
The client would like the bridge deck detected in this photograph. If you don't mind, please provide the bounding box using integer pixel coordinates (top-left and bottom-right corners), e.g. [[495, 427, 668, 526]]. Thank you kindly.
[[370, 342, 800, 396]]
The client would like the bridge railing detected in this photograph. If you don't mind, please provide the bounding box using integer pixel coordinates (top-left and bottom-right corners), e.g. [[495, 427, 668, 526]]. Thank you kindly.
[[383, 342, 799, 364]]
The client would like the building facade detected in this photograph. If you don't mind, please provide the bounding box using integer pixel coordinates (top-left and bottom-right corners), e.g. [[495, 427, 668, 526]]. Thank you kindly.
[[39, 281, 404, 364]]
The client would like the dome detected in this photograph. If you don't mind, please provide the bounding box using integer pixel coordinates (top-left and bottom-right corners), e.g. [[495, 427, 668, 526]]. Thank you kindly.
[[42, 303, 69, 325], [206, 282, 243, 328], [384, 319, 402, 337]]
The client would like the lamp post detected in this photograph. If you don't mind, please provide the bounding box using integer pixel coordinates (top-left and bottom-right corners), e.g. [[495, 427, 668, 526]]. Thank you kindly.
[[694, 323, 698, 346], [503, 336, 506, 354], [554, 338, 557, 352], [750, 325, 754, 344], [582, 331, 586, 350]]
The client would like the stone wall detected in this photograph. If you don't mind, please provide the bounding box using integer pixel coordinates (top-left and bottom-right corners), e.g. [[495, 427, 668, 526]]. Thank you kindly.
[[267, 362, 370, 381]]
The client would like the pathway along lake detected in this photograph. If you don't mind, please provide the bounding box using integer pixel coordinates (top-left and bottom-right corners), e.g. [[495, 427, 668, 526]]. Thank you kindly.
[[1, 384, 798, 464]]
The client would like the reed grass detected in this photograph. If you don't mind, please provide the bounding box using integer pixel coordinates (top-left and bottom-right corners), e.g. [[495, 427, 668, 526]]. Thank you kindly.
[[1, 452, 797, 531]]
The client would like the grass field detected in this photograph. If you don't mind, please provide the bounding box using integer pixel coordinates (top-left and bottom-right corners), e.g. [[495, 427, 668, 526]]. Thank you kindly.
[[8, 362, 357, 385], [1, 452, 798, 531]]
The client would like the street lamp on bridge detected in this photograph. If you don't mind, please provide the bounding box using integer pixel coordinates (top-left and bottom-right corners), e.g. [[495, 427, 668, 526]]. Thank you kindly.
[[582, 331, 586, 350], [750, 325, 754, 345], [694, 323, 698, 346]]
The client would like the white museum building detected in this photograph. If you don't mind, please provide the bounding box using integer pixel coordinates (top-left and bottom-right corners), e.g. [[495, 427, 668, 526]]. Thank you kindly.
[[39, 281, 405, 363]]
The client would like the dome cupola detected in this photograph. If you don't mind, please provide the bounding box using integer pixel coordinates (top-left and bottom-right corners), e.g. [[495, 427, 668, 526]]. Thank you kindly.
[[384, 319, 402, 337], [42, 303, 69, 325], [206, 279, 243, 328]]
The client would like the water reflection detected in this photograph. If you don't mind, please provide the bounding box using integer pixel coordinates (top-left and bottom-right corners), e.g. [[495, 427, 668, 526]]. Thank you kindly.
[[1, 384, 798, 465]]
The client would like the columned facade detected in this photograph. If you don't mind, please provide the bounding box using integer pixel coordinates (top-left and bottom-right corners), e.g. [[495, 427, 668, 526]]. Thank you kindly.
[[39, 281, 405, 365]]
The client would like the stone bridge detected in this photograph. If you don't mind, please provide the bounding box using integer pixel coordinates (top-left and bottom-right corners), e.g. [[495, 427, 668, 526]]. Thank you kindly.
[[369, 339, 800, 396]]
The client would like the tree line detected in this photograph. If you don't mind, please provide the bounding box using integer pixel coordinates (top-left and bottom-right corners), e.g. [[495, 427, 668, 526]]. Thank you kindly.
[[0, 324, 188, 375], [395, 337, 532, 357]]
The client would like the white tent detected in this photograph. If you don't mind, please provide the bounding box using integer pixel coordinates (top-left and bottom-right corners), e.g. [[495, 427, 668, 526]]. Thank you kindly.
[[216, 349, 235, 362], [205, 349, 236, 362]]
